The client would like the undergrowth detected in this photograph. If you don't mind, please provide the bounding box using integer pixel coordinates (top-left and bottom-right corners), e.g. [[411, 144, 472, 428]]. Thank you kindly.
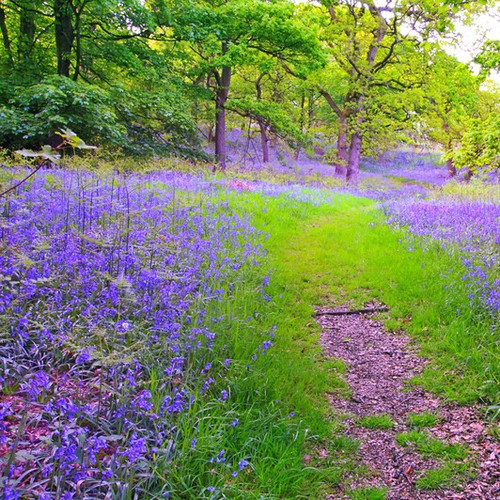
[[1, 164, 497, 498]]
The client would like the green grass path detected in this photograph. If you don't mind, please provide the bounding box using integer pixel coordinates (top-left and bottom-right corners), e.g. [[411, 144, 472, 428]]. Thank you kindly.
[[226, 192, 497, 496], [256, 193, 497, 407]]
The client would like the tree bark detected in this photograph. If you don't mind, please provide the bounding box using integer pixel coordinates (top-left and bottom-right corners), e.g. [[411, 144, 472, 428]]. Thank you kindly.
[[18, 7, 36, 66], [464, 168, 474, 181], [307, 92, 314, 130], [258, 119, 269, 163], [54, 0, 74, 77], [318, 89, 348, 175], [73, 9, 82, 80], [346, 131, 362, 184], [446, 158, 456, 178], [299, 91, 305, 133], [442, 122, 456, 178], [255, 72, 269, 163], [0, 3, 13, 66], [344, 5, 385, 184], [336, 112, 348, 175], [214, 61, 231, 170], [207, 123, 215, 143], [214, 99, 227, 170]]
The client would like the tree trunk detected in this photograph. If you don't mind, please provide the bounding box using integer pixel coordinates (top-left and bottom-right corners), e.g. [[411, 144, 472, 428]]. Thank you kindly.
[[307, 92, 314, 130], [214, 63, 231, 170], [19, 8, 35, 64], [446, 158, 456, 178], [214, 101, 227, 170], [0, 4, 13, 66], [442, 122, 456, 178], [207, 123, 215, 143], [335, 112, 348, 175], [317, 89, 347, 175], [255, 72, 269, 163], [258, 119, 269, 163], [346, 132, 362, 184], [73, 10, 82, 80], [299, 91, 305, 133], [343, 4, 384, 184], [54, 0, 74, 77]]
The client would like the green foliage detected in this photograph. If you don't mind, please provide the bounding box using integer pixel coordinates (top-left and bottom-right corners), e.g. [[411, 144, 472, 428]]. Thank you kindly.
[[111, 85, 202, 158], [0, 76, 202, 157], [0, 76, 125, 149], [284, 1, 487, 170], [447, 115, 500, 173], [15, 145, 61, 164], [14, 129, 96, 163], [228, 96, 306, 146], [475, 39, 500, 74], [0, 0, 497, 170], [421, 50, 481, 155], [171, 0, 322, 67]]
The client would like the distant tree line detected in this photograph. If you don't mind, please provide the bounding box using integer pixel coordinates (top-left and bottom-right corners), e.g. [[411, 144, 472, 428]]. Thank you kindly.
[[0, 0, 498, 180]]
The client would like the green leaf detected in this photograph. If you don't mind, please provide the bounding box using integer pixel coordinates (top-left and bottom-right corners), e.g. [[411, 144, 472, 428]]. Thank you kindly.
[[14, 149, 40, 158]]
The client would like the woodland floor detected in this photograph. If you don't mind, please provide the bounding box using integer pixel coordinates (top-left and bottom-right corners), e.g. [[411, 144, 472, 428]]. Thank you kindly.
[[316, 304, 500, 499]]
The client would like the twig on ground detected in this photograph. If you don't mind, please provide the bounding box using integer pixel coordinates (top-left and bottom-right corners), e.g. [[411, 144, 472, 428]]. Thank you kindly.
[[314, 307, 390, 317]]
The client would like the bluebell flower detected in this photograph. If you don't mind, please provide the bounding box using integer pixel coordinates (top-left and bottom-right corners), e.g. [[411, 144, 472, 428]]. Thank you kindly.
[[76, 348, 93, 364], [120, 433, 146, 464], [238, 459, 249, 471], [261, 340, 273, 353], [2, 485, 18, 500], [215, 449, 225, 463], [21, 371, 50, 400]]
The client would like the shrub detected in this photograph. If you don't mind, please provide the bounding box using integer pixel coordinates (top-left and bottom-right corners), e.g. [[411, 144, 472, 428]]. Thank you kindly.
[[0, 76, 125, 150], [0, 77, 203, 158]]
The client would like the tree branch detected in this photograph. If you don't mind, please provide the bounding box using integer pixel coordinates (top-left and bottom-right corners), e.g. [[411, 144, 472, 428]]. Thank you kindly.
[[5, 0, 52, 17], [373, 15, 399, 73], [318, 88, 343, 117]]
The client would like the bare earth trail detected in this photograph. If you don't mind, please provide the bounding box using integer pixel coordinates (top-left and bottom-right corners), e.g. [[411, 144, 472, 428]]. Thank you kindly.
[[316, 306, 500, 499]]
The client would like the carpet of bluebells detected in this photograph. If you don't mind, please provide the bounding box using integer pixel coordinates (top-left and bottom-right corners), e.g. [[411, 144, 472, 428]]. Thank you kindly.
[[0, 170, 277, 498], [383, 195, 500, 314], [0, 152, 498, 498]]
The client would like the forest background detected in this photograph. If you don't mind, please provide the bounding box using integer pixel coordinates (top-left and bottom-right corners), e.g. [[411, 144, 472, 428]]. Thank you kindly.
[[0, 0, 498, 181]]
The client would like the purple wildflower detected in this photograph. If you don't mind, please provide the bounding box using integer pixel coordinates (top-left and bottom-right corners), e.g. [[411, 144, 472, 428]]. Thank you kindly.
[[21, 371, 50, 400], [238, 459, 249, 471]]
